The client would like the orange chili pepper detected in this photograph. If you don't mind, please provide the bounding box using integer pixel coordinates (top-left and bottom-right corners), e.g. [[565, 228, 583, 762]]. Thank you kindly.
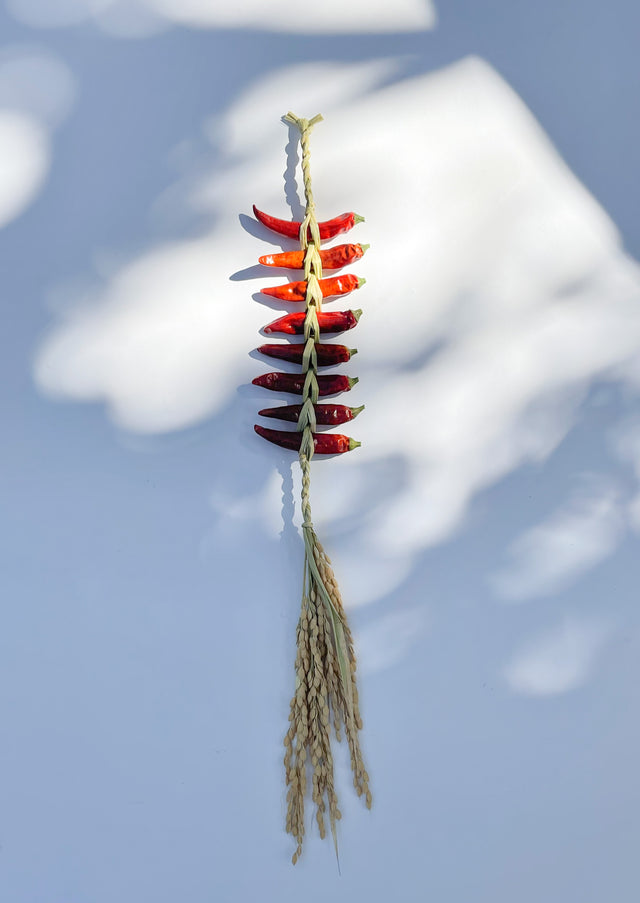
[[260, 274, 365, 302], [259, 244, 368, 270]]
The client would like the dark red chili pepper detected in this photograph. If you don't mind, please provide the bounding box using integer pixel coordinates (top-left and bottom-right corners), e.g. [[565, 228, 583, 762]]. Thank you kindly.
[[254, 424, 360, 453], [257, 343, 356, 365], [253, 205, 364, 240], [253, 372, 358, 396], [260, 274, 365, 302], [258, 404, 365, 425], [259, 244, 369, 270], [264, 309, 362, 335]]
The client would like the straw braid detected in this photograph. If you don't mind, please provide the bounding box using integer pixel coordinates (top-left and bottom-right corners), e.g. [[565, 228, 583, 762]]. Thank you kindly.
[[281, 112, 371, 866]]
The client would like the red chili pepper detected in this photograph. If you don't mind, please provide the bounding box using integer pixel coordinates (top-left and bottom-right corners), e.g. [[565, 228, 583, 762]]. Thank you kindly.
[[258, 404, 364, 425], [257, 343, 356, 365], [253, 205, 364, 240], [259, 244, 369, 270], [264, 309, 362, 335], [254, 424, 360, 453], [253, 372, 358, 396], [260, 274, 365, 302]]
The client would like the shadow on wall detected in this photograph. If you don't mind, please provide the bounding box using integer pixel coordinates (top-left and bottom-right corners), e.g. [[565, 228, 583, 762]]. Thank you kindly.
[[1, 6, 638, 896], [16, 12, 640, 696]]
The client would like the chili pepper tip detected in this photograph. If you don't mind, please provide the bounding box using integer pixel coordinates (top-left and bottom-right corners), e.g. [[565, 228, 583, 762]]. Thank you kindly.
[[350, 405, 365, 418], [349, 438, 362, 450], [353, 309, 363, 322], [354, 215, 365, 225], [359, 244, 370, 254], [348, 377, 359, 389], [357, 277, 366, 289], [349, 348, 358, 356]]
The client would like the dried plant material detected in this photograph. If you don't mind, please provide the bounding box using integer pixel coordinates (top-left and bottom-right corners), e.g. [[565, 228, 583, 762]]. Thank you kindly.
[[252, 113, 370, 863], [276, 113, 371, 864]]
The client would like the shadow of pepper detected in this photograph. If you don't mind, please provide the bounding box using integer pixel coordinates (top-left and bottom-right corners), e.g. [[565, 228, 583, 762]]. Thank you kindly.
[[282, 119, 305, 221]]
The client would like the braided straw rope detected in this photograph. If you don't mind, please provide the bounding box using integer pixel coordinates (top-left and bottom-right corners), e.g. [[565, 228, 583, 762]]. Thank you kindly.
[[281, 113, 371, 866]]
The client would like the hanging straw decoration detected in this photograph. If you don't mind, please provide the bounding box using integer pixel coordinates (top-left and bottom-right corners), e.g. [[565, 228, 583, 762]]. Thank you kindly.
[[251, 113, 371, 864]]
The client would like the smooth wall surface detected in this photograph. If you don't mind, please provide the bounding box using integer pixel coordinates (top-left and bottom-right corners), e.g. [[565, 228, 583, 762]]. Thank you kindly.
[[1, 2, 639, 900]]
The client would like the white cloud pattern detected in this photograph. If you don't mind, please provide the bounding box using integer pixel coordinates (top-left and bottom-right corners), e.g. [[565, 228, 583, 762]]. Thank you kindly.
[[32, 57, 640, 598], [490, 478, 624, 602], [0, 48, 76, 228], [6, 0, 436, 35], [0, 111, 48, 228], [504, 616, 613, 696]]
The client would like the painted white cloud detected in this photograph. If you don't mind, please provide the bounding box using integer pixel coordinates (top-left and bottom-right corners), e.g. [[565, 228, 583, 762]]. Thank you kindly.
[[357, 608, 427, 674], [33, 56, 640, 599], [0, 47, 76, 126], [199, 469, 285, 555], [34, 235, 249, 432], [0, 111, 48, 228], [4, 0, 168, 37], [6, 0, 436, 35], [628, 497, 640, 533], [142, 0, 436, 33], [609, 418, 640, 533], [610, 419, 640, 479], [504, 616, 613, 696], [92, 0, 169, 38], [0, 47, 76, 228], [490, 478, 624, 602], [5, 0, 105, 28]]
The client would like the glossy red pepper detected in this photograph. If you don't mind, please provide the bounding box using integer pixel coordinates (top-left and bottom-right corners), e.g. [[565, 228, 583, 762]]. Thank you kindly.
[[253, 205, 364, 240], [258, 403, 364, 425], [259, 243, 369, 270], [254, 424, 360, 453], [260, 274, 365, 302], [253, 372, 358, 396], [264, 309, 362, 335], [257, 343, 356, 365]]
